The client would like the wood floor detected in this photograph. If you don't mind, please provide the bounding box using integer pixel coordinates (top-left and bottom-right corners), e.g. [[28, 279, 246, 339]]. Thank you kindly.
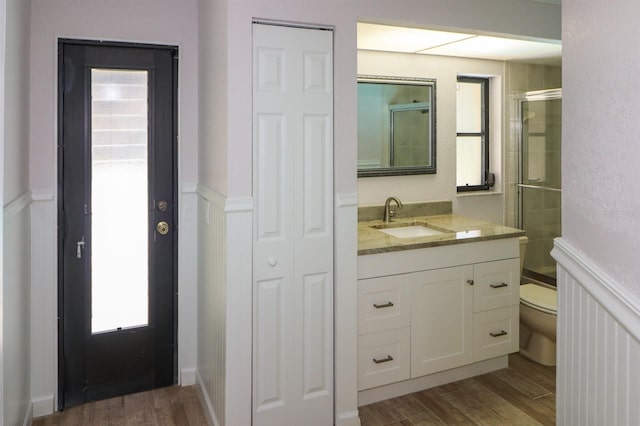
[[359, 353, 556, 426], [34, 353, 554, 425], [32, 385, 208, 425]]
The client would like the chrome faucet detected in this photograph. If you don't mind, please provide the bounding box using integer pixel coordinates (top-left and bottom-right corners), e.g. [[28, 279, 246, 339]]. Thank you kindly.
[[383, 196, 403, 222]]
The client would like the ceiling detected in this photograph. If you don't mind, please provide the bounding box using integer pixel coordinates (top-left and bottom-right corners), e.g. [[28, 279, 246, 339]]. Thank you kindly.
[[357, 23, 562, 65]]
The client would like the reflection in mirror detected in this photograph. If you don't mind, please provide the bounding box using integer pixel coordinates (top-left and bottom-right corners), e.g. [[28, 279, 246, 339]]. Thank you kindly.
[[358, 76, 436, 177]]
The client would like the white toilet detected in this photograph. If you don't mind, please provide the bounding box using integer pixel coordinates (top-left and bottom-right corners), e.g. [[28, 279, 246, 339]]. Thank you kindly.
[[518, 237, 557, 366]]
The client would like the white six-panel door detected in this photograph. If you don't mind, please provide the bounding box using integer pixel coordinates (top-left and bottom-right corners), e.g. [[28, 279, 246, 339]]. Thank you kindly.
[[252, 23, 334, 426]]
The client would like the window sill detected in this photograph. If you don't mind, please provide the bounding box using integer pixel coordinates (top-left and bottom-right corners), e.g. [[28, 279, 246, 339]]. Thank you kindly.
[[456, 190, 503, 198]]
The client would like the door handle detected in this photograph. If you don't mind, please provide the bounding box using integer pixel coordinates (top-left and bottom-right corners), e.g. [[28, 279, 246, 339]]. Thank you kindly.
[[490, 283, 509, 289], [156, 221, 170, 235], [372, 355, 394, 364], [76, 236, 85, 259]]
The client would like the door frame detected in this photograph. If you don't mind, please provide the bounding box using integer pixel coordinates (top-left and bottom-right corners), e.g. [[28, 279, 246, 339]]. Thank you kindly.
[[56, 38, 180, 408]]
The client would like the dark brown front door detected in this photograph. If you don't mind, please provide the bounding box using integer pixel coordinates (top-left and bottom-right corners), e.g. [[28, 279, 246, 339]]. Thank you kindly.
[[58, 40, 178, 408]]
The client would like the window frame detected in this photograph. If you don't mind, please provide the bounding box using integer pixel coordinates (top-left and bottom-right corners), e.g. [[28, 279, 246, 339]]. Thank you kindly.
[[456, 76, 492, 192]]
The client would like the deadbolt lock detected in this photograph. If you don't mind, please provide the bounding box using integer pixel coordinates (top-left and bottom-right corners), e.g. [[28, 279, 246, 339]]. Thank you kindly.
[[157, 221, 170, 235], [157, 201, 168, 212]]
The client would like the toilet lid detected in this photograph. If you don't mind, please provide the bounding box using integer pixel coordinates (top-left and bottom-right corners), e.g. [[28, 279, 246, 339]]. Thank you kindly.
[[520, 283, 557, 314]]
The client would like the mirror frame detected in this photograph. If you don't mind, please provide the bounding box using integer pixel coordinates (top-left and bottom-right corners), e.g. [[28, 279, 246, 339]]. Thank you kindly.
[[358, 75, 437, 177]]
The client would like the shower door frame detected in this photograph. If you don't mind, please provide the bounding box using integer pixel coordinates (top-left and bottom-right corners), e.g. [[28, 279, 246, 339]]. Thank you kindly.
[[515, 88, 562, 285]]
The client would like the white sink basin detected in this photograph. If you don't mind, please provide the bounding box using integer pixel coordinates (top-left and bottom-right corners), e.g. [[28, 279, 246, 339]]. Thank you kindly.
[[378, 225, 444, 238]]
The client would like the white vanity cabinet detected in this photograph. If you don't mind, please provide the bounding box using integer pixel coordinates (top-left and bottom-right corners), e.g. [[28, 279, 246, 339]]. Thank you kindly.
[[357, 238, 520, 392]]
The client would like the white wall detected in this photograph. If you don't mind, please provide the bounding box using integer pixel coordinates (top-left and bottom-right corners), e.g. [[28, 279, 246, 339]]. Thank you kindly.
[[29, 0, 199, 413], [555, 0, 640, 422], [2, 0, 32, 424], [198, 1, 559, 424], [357, 50, 505, 223], [562, 0, 640, 299]]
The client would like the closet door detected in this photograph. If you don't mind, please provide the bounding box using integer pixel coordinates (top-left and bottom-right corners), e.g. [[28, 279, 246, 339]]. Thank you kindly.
[[252, 23, 334, 425]]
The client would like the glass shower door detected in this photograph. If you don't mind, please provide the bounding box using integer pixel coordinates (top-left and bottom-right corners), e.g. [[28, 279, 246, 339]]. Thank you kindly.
[[518, 89, 562, 283]]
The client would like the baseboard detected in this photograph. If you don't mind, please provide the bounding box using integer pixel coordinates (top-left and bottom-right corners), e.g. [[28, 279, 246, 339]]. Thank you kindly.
[[22, 400, 33, 426], [180, 367, 197, 386], [335, 409, 361, 426], [31, 395, 55, 418], [357, 355, 508, 406], [196, 371, 221, 426]]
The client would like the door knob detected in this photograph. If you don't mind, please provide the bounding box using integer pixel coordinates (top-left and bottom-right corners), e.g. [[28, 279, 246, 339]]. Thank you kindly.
[[157, 221, 170, 235]]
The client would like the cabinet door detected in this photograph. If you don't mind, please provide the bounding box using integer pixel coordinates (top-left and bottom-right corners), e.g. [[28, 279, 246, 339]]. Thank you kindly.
[[358, 276, 411, 334], [411, 266, 474, 378], [474, 258, 520, 312]]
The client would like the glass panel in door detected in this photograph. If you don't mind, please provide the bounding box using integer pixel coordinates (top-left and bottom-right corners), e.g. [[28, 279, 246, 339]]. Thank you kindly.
[[520, 94, 562, 281], [91, 69, 149, 333]]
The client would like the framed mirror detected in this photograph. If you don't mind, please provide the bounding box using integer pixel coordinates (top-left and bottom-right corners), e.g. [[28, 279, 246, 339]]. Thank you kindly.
[[358, 75, 436, 177]]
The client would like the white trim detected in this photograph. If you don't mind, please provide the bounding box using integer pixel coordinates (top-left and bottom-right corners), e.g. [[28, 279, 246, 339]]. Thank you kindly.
[[196, 371, 221, 426], [335, 410, 361, 426], [336, 192, 358, 208], [224, 197, 253, 213], [0, 0, 5, 419], [196, 184, 224, 204], [196, 184, 254, 213], [181, 183, 197, 194], [31, 190, 54, 202], [21, 401, 32, 426], [31, 395, 54, 419], [456, 190, 503, 198], [3, 191, 32, 217], [179, 367, 196, 386], [551, 237, 640, 343]]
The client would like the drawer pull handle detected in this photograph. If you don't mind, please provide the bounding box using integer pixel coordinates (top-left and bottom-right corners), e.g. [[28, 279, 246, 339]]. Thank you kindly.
[[372, 355, 394, 364], [373, 302, 394, 309], [467, 279, 474, 286], [490, 283, 509, 289], [490, 330, 508, 337]]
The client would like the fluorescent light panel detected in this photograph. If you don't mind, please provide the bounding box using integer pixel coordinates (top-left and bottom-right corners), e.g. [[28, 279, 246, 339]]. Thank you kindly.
[[357, 22, 473, 53], [420, 35, 561, 61], [357, 23, 561, 62]]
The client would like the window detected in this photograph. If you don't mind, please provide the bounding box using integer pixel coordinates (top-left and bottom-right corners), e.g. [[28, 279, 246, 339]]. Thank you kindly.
[[456, 76, 492, 192]]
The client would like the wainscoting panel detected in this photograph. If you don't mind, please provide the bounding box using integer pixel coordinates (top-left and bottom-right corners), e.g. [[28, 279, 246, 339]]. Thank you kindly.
[[196, 186, 227, 426], [4, 192, 32, 426], [552, 238, 640, 425]]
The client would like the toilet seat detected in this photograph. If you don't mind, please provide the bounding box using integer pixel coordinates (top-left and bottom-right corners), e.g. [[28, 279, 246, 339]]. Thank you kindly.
[[520, 283, 557, 315]]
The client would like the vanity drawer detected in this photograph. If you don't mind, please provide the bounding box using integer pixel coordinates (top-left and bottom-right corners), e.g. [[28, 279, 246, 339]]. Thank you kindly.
[[473, 306, 519, 362], [357, 327, 410, 391], [473, 258, 520, 312], [358, 276, 411, 334]]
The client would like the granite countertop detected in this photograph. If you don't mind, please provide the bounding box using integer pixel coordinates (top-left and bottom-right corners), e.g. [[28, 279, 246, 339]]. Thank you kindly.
[[358, 214, 525, 255]]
